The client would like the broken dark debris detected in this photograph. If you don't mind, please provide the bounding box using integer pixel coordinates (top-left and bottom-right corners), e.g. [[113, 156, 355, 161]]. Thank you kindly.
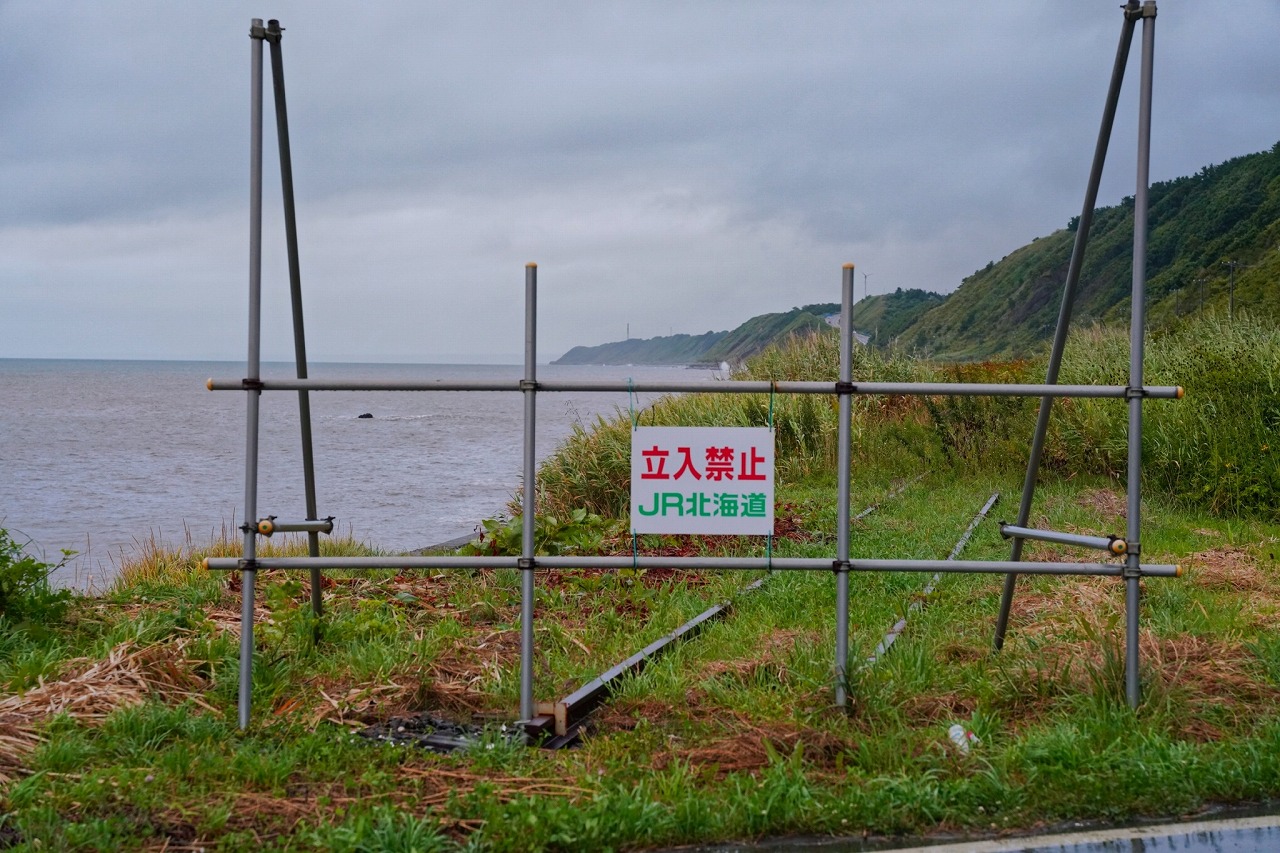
[[357, 714, 505, 752], [356, 713, 583, 752]]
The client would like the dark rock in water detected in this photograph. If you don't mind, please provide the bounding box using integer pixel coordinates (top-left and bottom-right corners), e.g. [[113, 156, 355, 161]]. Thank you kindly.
[[357, 412, 373, 419]]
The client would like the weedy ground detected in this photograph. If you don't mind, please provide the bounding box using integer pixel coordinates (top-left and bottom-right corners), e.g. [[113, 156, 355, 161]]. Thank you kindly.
[[1, 466, 1279, 851], [2, 318, 1278, 850]]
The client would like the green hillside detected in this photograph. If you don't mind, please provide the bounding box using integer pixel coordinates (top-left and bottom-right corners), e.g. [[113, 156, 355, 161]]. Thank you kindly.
[[558, 142, 1280, 365], [896, 141, 1280, 359], [699, 308, 829, 364], [850, 288, 946, 346], [553, 330, 728, 365], [553, 306, 838, 366]]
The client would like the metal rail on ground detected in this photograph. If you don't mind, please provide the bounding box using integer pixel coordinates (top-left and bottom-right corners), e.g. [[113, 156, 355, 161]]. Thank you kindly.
[[214, 4, 1176, 730], [525, 481, 917, 742], [866, 493, 999, 667]]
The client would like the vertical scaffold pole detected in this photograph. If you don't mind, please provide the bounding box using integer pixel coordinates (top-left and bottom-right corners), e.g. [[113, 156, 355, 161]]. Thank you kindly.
[[265, 19, 324, 621], [239, 19, 267, 730], [1126, 0, 1157, 708], [519, 263, 538, 724], [834, 264, 855, 708], [994, 2, 1141, 650]]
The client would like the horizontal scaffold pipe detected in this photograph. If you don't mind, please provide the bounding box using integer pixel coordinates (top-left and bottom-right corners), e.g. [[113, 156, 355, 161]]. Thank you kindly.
[[256, 517, 333, 537], [207, 376, 1184, 399], [1000, 523, 1126, 555], [202, 555, 1180, 576]]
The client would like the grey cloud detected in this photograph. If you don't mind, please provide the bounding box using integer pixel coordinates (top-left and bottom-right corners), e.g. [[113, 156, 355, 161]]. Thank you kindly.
[[1, 1, 1277, 360]]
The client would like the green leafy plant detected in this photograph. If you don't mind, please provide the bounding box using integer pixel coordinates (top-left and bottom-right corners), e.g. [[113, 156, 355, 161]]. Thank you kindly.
[[460, 508, 618, 557], [0, 527, 75, 631], [258, 577, 306, 651]]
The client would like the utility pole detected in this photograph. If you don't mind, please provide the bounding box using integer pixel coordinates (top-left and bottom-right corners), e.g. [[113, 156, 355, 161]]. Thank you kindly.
[[1222, 260, 1243, 321], [1193, 277, 1208, 314]]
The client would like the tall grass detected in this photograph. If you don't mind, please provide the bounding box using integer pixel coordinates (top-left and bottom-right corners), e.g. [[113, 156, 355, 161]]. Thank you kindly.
[[1049, 314, 1280, 515], [539, 314, 1280, 520], [538, 332, 976, 519]]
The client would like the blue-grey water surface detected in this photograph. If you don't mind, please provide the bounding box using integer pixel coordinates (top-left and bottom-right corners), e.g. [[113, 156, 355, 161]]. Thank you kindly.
[[0, 359, 702, 588]]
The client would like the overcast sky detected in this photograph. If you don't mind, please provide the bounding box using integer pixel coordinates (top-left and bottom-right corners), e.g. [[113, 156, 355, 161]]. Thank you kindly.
[[1, 2, 1276, 363]]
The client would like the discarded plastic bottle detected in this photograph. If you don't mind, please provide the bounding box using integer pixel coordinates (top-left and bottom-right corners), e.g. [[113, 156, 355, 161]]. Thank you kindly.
[[948, 724, 979, 754]]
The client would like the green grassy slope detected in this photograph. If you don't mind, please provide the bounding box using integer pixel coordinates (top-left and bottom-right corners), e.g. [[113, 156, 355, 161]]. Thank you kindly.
[[849, 288, 947, 347], [699, 309, 830, 364], [557, 142, 1280, 365], [554, 307, 837, 366], [897, 141, 1280, 360], [552, 330, 728, 365]]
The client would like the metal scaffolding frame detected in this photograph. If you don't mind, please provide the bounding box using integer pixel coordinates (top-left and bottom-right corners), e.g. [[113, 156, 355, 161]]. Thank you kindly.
[[209, 5, 1177, 730]]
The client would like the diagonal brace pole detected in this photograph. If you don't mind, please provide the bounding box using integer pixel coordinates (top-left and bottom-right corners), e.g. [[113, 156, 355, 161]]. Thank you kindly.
[[265, 20, 325, 623], [993, 1, 1142, 651]]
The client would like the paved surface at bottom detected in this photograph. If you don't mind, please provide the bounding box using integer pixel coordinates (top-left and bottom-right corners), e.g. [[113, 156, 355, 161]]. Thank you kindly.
[[677, 812, 1280, 852], [888, 813, 1280, 852]]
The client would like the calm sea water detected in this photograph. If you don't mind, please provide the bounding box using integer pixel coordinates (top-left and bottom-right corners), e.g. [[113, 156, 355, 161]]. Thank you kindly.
[[0, 359, 705, 588]]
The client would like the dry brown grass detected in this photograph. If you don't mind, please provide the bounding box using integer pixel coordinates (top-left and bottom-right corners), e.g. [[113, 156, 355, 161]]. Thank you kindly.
[[996, 571, 1280, 738], [1185, 545, 1278, 594], [653, 711, 852, 778], [694, 628, 815, 685], [264, 631, 522, 730], [999, 629, 1279, 739], [1075, 488, 1128, 519], [110, 764, 589, 851], [895, 689, 979, 728], [0, 641, 213, 785], [1006, 575, 1123, 632]]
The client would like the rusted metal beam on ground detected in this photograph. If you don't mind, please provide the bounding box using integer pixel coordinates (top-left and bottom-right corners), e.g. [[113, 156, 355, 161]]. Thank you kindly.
[[553, 601, 730, 735], [549, 575, 778, 737], [541, 722, 586, 749], [522, 714, 554, 739], [540, 484, 915, 743]]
